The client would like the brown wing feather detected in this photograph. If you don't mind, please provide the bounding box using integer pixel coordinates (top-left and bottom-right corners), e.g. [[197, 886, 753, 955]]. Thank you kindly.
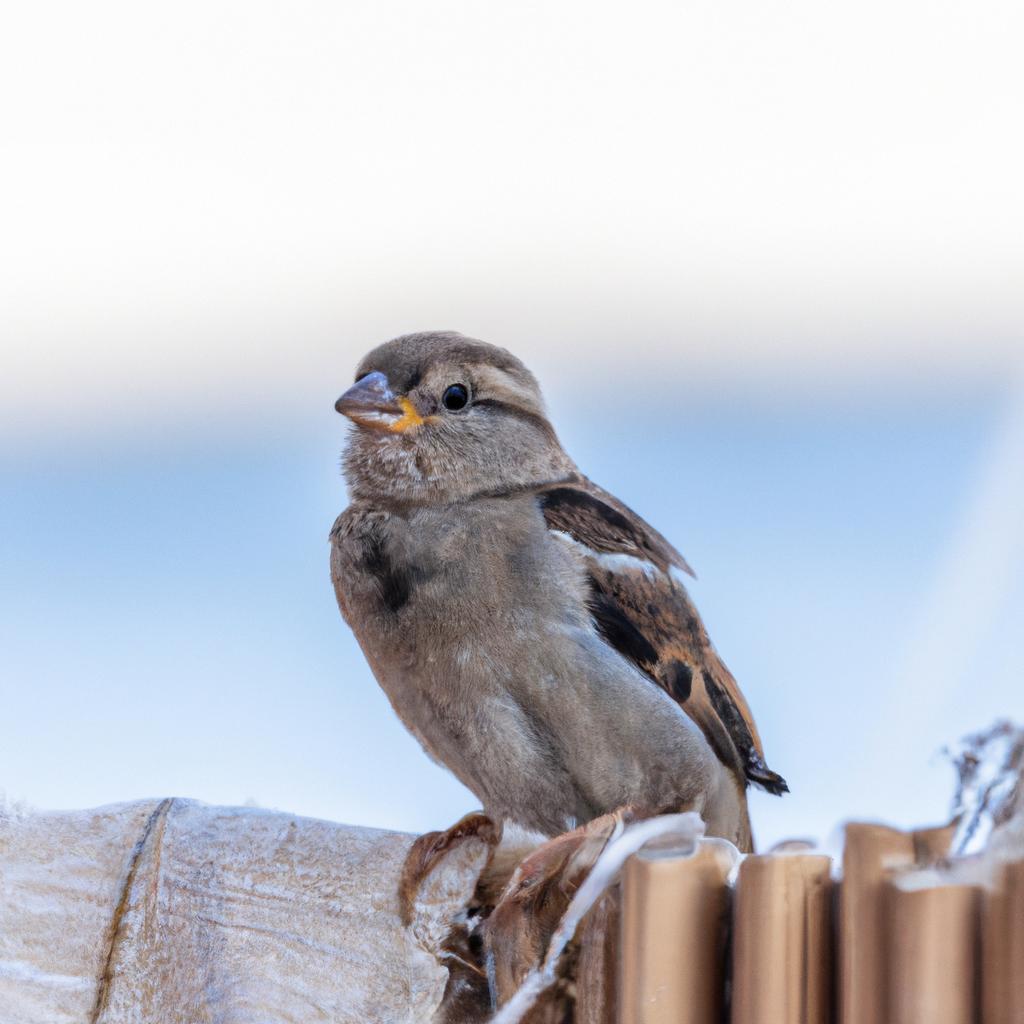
[[539, 478, 787, 795], [537, 479, 695, 577]]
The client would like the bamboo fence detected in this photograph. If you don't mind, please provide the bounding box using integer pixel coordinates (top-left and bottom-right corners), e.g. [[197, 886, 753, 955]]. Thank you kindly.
[[616, 824, 1023, 1024], [2, 722, 1021, 1023], [2, 800, 1020, 1024]]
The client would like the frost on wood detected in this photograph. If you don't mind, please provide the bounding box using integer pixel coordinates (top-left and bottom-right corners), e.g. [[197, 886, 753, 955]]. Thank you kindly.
[[0, 798, 491, 1024]]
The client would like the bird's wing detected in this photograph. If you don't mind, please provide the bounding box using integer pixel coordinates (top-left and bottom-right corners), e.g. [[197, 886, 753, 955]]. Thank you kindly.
[[538, 477, 787, 795]]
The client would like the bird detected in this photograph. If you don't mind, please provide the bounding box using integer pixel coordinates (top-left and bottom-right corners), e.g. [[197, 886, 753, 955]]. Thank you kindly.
[[330, 331, 786, 851]]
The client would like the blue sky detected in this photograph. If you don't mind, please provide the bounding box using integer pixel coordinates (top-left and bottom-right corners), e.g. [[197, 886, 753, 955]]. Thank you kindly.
[[3, 384, 1020, 849]]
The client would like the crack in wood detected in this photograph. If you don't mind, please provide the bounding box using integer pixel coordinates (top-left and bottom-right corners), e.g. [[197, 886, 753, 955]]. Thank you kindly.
[[89, 797, 174, 1024]]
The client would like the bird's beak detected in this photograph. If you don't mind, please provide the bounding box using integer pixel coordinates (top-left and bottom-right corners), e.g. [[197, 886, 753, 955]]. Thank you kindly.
[[334, 371, 429, 433]]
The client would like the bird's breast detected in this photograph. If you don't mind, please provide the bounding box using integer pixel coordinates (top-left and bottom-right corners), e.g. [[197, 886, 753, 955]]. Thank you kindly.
[[331, 498, 589, 693]]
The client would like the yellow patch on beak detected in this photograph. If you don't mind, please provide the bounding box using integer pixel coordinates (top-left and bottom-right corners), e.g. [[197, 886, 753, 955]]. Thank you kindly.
[[386, 397, 435, 433]]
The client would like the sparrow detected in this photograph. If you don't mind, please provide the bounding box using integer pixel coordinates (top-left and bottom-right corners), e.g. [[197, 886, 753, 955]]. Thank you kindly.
[[330, 331, 786, 851]]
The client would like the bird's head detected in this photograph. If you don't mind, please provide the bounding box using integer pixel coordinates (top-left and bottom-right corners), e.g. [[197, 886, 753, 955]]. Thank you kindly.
[[337, 331, 576, 505]]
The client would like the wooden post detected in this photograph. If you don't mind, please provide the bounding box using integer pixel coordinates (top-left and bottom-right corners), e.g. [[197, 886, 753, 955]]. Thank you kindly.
[[839, 824, 917, 1024], [982, 860, 1024, 1024], [731, 853, 833, 1024], [619, 839, 735, 1024], [887, 882, 981, 1024]]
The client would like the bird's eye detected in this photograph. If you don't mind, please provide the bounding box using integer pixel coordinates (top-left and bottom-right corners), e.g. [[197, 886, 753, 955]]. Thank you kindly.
[[442, 384, 469, 411]]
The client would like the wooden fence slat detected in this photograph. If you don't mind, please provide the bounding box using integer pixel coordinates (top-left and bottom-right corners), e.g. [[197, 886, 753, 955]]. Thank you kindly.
[[731, 853, 833, 1024], [887, 882, 981, 1024], [1005, 861, 1024, 1022], [618, 839, 735, 1024], [982, 860, 1024, 1024], [839, 823, 917, 1024]]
